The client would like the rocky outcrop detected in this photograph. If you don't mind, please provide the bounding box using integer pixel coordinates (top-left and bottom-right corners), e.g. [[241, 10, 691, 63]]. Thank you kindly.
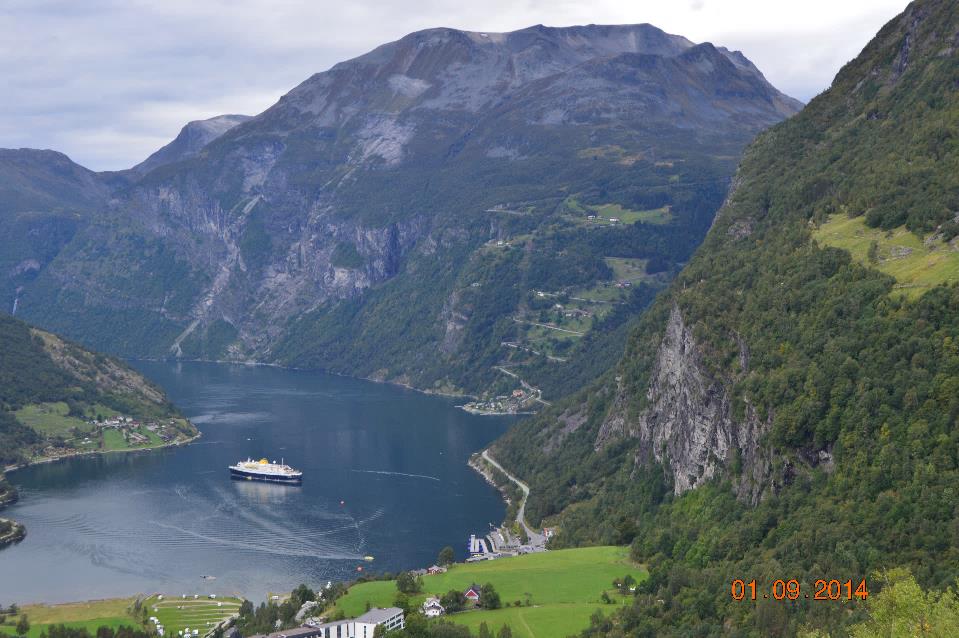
[[597, 305, 771, 503], [132, 114, 252, 175]]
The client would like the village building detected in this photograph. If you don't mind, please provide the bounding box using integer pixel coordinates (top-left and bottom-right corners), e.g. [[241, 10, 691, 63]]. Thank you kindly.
[[253, 608, 403, 638], [464, 584, 482, 604], [422, 597, 445, 618]]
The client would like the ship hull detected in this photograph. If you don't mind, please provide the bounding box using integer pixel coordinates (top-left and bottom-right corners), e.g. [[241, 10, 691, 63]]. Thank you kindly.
[[229, 467, 302, 484]]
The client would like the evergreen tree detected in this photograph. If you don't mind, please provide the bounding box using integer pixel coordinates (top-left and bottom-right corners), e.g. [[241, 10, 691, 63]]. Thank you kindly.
[[437, 546, 455, 566]]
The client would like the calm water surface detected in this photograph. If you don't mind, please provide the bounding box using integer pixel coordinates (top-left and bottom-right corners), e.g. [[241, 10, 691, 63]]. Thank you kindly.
[[0, 361, 513, 603]]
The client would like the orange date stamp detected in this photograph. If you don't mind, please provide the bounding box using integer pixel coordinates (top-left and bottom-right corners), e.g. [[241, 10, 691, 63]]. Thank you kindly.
[[730, 579, 868, 601]]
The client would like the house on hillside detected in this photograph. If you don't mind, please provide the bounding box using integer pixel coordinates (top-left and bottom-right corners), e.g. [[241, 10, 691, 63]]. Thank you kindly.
[[464, 584, 482, 604], [427, 565, 447, 575], [422, 597, 445, 618]]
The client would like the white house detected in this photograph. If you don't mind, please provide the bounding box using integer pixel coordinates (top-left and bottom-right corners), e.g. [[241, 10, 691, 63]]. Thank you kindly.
[[422, 597, 445, 618]]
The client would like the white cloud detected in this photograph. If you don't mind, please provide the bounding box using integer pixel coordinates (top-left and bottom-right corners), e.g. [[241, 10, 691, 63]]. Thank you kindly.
[[0, 0, 910, 170]]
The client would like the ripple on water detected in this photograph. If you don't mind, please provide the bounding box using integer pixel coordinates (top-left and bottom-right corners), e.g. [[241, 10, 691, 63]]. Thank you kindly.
[[0, 361, 514, 603]]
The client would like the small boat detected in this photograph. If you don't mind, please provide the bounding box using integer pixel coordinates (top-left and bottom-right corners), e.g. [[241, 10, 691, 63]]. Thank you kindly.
[[363, 556, 375, 562]]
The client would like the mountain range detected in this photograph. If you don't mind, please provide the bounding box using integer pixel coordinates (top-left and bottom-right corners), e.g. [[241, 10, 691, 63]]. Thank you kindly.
[[2, 1, 958, 633], [0, 23, 799, 399]]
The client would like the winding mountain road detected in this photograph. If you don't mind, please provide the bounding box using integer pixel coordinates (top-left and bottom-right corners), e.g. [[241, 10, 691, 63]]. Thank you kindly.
[[482, 450, 545, 548]]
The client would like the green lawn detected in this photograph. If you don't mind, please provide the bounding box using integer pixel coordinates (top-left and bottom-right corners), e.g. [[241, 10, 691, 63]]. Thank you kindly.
[[561, 197, 672, 227], [145, 595, 243, 636], [15, 402, 92, 437], [102, 428, 129, 450], [101, 427, 160, 451], [605, 258, 649, 283], [333, 546, 645, 636], [449, 603, 624, 638], [0, 597, 242, 638], [813, 214, 959, 298], [0, 599, 138, 638], [589, 203, 672, 225]]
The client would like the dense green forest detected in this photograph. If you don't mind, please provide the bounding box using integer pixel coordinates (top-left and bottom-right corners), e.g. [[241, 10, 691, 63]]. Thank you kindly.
[[493, 0, 959, 634]]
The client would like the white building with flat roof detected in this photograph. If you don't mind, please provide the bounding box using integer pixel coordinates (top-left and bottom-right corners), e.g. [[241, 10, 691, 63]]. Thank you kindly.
[[256, 608, 404, 638]]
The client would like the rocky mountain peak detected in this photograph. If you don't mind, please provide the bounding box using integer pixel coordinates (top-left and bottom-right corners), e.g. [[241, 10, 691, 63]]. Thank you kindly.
[[253, 22, 801, 147], [132, 113, 252, 175]]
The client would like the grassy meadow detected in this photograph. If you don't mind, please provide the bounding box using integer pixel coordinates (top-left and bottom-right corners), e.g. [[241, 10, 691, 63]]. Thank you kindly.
[[333, 546, 645, 638], [813, 214, 959, 298], [0, 598, 137, 638], [144, 595, 243, 637]]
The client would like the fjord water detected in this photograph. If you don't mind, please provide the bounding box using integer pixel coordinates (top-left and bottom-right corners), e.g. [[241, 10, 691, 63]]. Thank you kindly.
[[0, 362, 513, 603]]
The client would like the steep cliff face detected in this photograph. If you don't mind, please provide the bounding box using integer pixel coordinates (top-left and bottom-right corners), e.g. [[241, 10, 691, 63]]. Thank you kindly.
[[596, 304, 773, 503]]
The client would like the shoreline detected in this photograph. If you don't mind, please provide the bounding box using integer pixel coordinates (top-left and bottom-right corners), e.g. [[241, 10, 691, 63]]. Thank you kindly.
[[0, 517, 26, 547], [131, 356, 480, 402], [459, 406, 537, 416], [3, 430, 203, 476]]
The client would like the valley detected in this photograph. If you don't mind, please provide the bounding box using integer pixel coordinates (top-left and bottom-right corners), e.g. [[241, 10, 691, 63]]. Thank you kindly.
[[3, 1, 959, 636]]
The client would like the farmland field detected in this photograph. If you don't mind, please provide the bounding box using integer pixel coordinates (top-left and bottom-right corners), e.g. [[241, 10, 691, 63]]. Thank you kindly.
[[332, 546, 645, 638], [0, 598, 137, 638]]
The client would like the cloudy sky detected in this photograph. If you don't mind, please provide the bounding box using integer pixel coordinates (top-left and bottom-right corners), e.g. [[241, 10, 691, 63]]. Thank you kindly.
[[0, 0, 909, 171]]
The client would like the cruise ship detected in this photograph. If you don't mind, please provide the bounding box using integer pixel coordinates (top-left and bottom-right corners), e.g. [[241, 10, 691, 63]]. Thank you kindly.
[[229, 458, 303, 484]]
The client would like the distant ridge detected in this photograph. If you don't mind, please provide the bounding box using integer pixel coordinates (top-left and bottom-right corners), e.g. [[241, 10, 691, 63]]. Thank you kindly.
[[132, 114, 252, 175]]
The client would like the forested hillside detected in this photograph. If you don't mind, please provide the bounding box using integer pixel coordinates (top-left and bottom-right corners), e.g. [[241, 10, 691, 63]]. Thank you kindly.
[[0, 313, 195, 468], [493, 0, 959, 634]]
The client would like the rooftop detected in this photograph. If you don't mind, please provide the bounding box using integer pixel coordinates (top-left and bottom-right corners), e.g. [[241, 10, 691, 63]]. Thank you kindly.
[[355, 607, 403, 624]]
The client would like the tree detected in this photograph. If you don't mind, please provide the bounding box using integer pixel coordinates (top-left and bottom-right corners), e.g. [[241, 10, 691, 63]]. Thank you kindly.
[[846, 569, 959, 638], [396, 571, 423, 594], [478, 622, 492, 638], [393, 592, 412, 614], [437, 546, 455, 566], [15, 615, 28, 637], [440, 590, 467, 613], [291, 584, 316, 606], [480, 584, 501, 610], [496, 625, 513, 638]]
